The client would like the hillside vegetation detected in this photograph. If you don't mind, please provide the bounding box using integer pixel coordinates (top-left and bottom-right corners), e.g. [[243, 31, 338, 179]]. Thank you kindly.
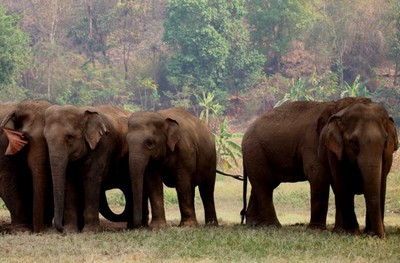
[[0, 0, 399, 123]]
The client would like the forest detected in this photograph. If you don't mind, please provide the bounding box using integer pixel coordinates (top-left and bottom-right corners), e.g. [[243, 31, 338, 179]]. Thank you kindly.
[[1, 0, 400, 123]]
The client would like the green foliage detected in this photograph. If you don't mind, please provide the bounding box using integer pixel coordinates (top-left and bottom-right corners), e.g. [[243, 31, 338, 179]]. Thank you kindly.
[[163, 0, 264, 94], [164, 187, 179, 205], [275, 77, 314, 107], [274, 72, 339, 107], [163, 85, 197, 110], [135, 77, 160, 111], [0, 6, 30, 100], [248, 0, 313, 71], [340, 74, 372, 98], [67, 1, 115, 65], [387, 0, 400, 83], [196, 91, 223, 124], [371, 85, 400, 125], [105, 189, 126, 207], [55, 64, 125, 106], [215, 118, 243, 169]]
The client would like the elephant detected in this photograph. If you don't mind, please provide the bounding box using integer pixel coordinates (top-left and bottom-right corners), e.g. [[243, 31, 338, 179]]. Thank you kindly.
[[126, 107, 218, 228], [318, 102, 398, 238], [43, 104, 133, 233], [241, 97, 372, 230], [0, 100, 54, 232], [0, 103, 30, 231]]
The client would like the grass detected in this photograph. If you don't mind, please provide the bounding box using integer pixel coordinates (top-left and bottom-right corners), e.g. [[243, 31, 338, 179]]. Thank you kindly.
[[1, 157, 400, 262]]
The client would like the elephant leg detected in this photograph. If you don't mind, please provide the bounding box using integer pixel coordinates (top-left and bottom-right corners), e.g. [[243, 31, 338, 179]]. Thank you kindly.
[[334, 192, 360, 235], [246, 190, 260, 225], [0, 170, 30, 231], [247, 166, 281, 227], [81, 175, 102, 232], [198, 179, 218, 226], [176, 184, 197, 227], [308, 178, 329, 230], [63, 176, 80, 233], [31, 173, 48, 232], [147, 172, 166, 228], [308, 183, 329, 230]]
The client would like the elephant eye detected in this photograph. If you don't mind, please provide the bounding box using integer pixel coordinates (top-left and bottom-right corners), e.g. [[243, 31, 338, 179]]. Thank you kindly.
[[145, 139, 156, 150]]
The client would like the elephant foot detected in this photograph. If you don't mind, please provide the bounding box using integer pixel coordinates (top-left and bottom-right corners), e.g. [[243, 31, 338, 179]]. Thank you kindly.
[[0, 223, 31, 234], [205, 219, 218, 226], [251, 219, 281, 228], [63, 224, 80, 234], [363, 228, 385, 238], [82, 224, 102, 233], [307, 222, 327, 231], [149, 219, 167, 229], [179, 219, 198, 227], [332, 226, 361, 236]]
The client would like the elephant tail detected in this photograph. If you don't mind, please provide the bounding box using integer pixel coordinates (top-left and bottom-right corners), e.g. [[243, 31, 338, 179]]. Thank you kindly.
[[216, 170, 243, 181], [240, 166, 248, 225]]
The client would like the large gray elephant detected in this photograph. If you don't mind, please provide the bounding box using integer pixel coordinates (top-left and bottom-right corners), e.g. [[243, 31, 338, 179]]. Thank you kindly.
[[319, 102, 398, 238], [43, 104, 132, 233], [0, 100, 53, 232], [126, 107, 218, 228], [241, 97, 371, 230]]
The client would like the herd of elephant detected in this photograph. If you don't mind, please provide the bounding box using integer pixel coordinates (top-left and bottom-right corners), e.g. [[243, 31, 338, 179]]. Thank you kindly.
[[0, 97, 397, 238]]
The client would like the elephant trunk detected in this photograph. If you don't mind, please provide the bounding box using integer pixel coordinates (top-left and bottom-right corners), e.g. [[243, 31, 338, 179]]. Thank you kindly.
[[27, 138, 50, 232], [48, 149, 68, 232], [359, 155, 385, 238], [129, 152, 149, 228]]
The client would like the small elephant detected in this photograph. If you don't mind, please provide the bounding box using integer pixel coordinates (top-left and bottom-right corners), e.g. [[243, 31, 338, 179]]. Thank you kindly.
[[241, 97, 371, 230], [44, 105, 132, 233], [319, 101, 398, 238], [126, 107, 218, 228], [0, 100, 54, 232]]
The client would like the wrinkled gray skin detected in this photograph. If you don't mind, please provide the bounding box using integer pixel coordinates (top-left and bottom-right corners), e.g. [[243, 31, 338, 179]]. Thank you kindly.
[[242, 97, 371, 231], [127, 107, 218, 228], [0, 100, 53, 232], [44, 105, 132, 233], [319, 102, 398, 238]]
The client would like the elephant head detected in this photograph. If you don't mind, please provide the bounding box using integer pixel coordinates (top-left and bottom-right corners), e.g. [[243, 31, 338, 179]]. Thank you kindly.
[[44, 105, 109, 232], [0, 100, 53, 232], [126, 112, 180, 228], [320, 102, 398, 237]]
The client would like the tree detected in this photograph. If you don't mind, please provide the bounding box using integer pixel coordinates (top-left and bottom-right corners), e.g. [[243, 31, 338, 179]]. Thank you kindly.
[[68, 0, 116, 66], [0, 6, 31, 101], [163, 0, 264, 95], [308, 0, 388, 88], [247, 0, 313, 73], [387, 0, 400, 85]]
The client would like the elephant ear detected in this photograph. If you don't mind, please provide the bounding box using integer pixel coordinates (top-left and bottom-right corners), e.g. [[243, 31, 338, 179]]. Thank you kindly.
[[324, 116, 344, 160], [84, 110, 109, 150], [3, 127, 28, 155], [1, 111, 16, 128], [165, 118, 180, 152], [386, 117, 398, 153]]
